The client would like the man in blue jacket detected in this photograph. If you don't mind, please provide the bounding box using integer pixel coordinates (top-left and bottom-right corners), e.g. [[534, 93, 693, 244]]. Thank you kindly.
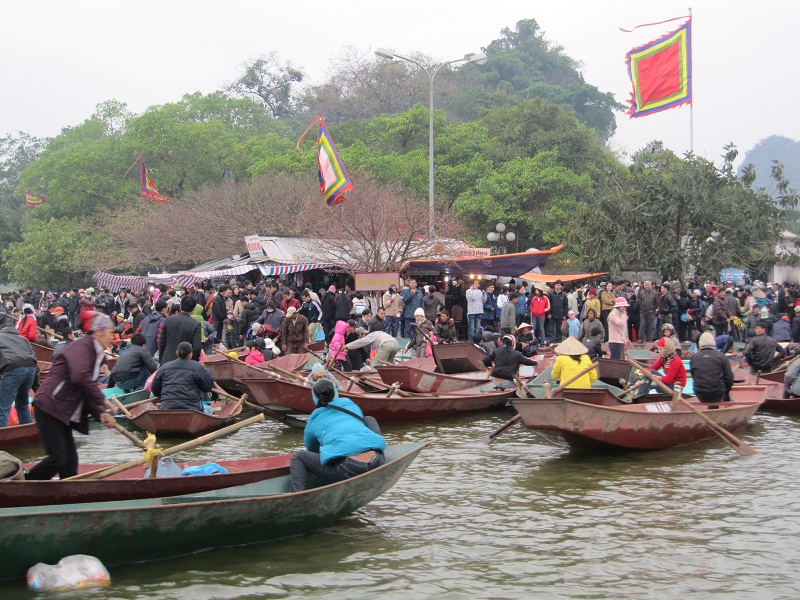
[[400, 280, 423, 339], [290, 379, 386, 492]]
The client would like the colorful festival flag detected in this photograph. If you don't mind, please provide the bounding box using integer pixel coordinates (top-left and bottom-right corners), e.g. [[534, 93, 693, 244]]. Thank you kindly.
[[24, 189, 46, 207], [626, 18, 692, 118], [296, 115, 353, 206], [139, 152, 171, 203]]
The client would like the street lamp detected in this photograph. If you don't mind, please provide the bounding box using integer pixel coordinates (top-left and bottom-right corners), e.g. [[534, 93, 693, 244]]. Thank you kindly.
[[375, 47, 487, 239], [487, 223, 516, 255]]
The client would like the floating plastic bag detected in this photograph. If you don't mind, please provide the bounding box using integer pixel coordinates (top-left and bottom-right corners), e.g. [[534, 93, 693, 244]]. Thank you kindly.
[[28, 555, 110, 591]]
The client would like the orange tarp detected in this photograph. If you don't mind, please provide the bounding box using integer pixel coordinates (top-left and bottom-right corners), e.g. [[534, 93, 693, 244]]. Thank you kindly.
[[520, 271, 608, 283]]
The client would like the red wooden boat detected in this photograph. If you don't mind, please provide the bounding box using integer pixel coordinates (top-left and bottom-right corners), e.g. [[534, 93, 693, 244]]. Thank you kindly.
[[31, 341, 54, 363], [205, 352, 314, 391], [126, 400, 243, 437], [0, 423, 39, 449], [732, 371, 798, 412], [242, 377, 514, 422], [430, 342, 488, 374], [511, 385, 767, 451], [1, 455, 292, 508], [376, 364, 489, 393]]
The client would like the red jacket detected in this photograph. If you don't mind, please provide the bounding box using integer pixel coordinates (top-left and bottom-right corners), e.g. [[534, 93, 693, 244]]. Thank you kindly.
[[529, 295, 550, 318], [651, 356, 687, 387], [16, 315, 38, 343]]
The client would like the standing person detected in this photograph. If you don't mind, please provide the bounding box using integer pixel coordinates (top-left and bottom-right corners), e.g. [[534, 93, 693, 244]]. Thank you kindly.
[[515, 285, 530, 327], [26, 314, 117, 480], [281, 307, 310, 355], [560, 310, 581, 340], [408, 308, 434, 358], [321, 285, 337, 339], [212, 285, 232, 344], [466, 280, 485, 340], [289, 379, 386, 492], [607, 297, 631, 360], [711, 289, 733, 337], [300, 290, 322, 342], [158, 295, 202, 366], [658, 283, 678, 331], [334, 288, 353, 327], [400, 280, 423, 339], [691, 332, 735, 403], [139, 299, 167, 358], [500, 293, 518, 335], [382, 284, 402, 337], [482, 334, 538, 390], [599, 282, 616, 342], [583, 289, 601, 322], [0, 322, 38, 427], [548, 281, 569, 345], [16, 306, 38, 343], [482, 283, 499, 332], [626, 292, 640, 343], [578, 308, 604, 342], [423, 285, 444, 322], [368, 307, 386, 334], [68, 289, 81, 329], [529, 287, 550, 346]]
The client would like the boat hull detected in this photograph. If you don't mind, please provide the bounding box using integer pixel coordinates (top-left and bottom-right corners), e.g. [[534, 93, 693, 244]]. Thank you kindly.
[[0, 442, 427, 581], [0, 423, 39, 449], [128, 401, 242, 437], [431, 342, 488, 374], [1, 456, 292, 508], [512, 386, 765, 451], [242, 378, 513, 422], [376, 365, 489, 393]]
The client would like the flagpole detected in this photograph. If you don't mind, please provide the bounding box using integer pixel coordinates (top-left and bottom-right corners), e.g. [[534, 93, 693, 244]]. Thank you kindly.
[[689, 6, 694, 153]]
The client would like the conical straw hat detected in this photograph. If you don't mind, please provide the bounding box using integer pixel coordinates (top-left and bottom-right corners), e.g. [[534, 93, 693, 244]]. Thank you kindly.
[[554, 336, 588, 356]]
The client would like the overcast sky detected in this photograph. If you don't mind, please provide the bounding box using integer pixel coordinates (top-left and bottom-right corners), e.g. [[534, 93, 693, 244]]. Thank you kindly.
[[2, 1, 798, 163]]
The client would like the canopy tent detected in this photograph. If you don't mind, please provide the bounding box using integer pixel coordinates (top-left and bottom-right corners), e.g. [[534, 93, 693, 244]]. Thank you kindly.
[[520, 271, 608, 284], [406, 246, 563, 278], [93, 271, 205, 294]]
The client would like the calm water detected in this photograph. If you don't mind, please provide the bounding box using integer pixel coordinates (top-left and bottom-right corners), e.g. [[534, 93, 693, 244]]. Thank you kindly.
[[4, 407, 800, 599]]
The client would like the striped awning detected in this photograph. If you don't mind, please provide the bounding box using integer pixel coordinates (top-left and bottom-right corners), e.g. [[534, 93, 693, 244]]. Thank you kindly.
[[93, 271, 206, 294]]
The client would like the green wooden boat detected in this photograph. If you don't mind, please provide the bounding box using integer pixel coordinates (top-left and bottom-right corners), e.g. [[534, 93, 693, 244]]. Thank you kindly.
[[0, 442, 427, 581]]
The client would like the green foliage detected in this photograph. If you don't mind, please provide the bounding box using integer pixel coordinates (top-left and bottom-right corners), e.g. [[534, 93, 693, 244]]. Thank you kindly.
[[2, 217, 100, 289], [228, 53, 304, 118], [570, 142, 799, 280], [454, 151, 591, 250]]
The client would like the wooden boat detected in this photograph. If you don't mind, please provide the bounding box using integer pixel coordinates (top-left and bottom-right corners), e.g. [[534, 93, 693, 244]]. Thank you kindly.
[[523, 366, 622, 398], [1, 455, 293, 509], [431, 342, 488, 374], [242, 377, 514, 422], [511, 385, 767, 451], [30, 341, 54, 363], [126, 400, 243, 437], [0, 441, 426, 581], [0, 423, 39, 449], [730, 371, 798, 412], [102, 388, 151, 405], [596, 357, 637, 387], [376, 364, 489, 393], [205, 352, 314, 392]]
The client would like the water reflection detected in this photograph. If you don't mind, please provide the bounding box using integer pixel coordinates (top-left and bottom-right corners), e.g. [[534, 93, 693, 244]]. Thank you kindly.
[[3, 409, 800, 598]]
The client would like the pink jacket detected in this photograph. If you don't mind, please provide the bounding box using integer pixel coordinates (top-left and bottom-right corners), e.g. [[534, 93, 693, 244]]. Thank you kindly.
[[329, 320, 349, 361], [245, 349, 264, 366], [607, 308, 628, 344]]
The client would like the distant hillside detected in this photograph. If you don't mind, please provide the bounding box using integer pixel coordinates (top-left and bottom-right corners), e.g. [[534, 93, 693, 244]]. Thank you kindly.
[[739, 135, 800, 192]]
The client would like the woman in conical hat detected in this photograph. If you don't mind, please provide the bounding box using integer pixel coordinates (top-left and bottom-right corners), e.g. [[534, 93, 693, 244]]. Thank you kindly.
[[551, 337, 597, 389]]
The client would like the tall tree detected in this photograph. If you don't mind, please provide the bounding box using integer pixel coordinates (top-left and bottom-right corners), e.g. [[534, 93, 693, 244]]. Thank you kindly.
[[227, 52, 304, 118]]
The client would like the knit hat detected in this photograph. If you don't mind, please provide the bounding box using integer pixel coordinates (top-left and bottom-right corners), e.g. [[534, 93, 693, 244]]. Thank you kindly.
[[614, 297, 629, 308], [698, 332, 715, 348], [656, 337, 675, 355], [414, 307, 425, 317], [311, 363, 325, 376], [502, 334, 517, 348], [553, 337, 588, 356], [328, 285, 336, 293], [51, 306, 64, 314], [794, 306, 800, 314], [588, 289, 597, 297], [263, 338, 280, 354]]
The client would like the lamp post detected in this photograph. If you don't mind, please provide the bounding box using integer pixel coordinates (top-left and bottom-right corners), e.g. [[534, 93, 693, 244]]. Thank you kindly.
[[486, 223, 516, 255], [375, 47, 487, 239]]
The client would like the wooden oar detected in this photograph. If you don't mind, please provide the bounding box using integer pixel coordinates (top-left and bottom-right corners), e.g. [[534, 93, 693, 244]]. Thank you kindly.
[[111, 422, 146, 449], [37, 326, 63, 341], [211, 347, 292, 381], [65, 413, 266, 480], [112, 396, 158, 412], [110, 395, 133, 418], [479, 361, 599, 445], [625, 357, 757, 457]]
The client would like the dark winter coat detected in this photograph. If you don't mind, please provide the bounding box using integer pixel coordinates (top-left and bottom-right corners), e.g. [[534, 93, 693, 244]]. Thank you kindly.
[[158, 312, 202, 365], [690, 347, 734, 401]]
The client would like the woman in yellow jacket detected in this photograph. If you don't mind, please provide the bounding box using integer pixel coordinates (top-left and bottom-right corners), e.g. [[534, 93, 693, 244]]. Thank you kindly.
[[551, 336, 598, 389]]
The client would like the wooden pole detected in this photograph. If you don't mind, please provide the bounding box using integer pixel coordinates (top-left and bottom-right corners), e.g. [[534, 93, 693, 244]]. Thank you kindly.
[[110, 395, 133, 418], [64, 413, 266, 480], [111, 422, 146, 448]]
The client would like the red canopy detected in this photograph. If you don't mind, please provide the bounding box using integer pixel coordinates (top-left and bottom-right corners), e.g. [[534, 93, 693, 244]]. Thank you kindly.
[[406, 246, 562, 278], [521, 271, 608, 284]]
